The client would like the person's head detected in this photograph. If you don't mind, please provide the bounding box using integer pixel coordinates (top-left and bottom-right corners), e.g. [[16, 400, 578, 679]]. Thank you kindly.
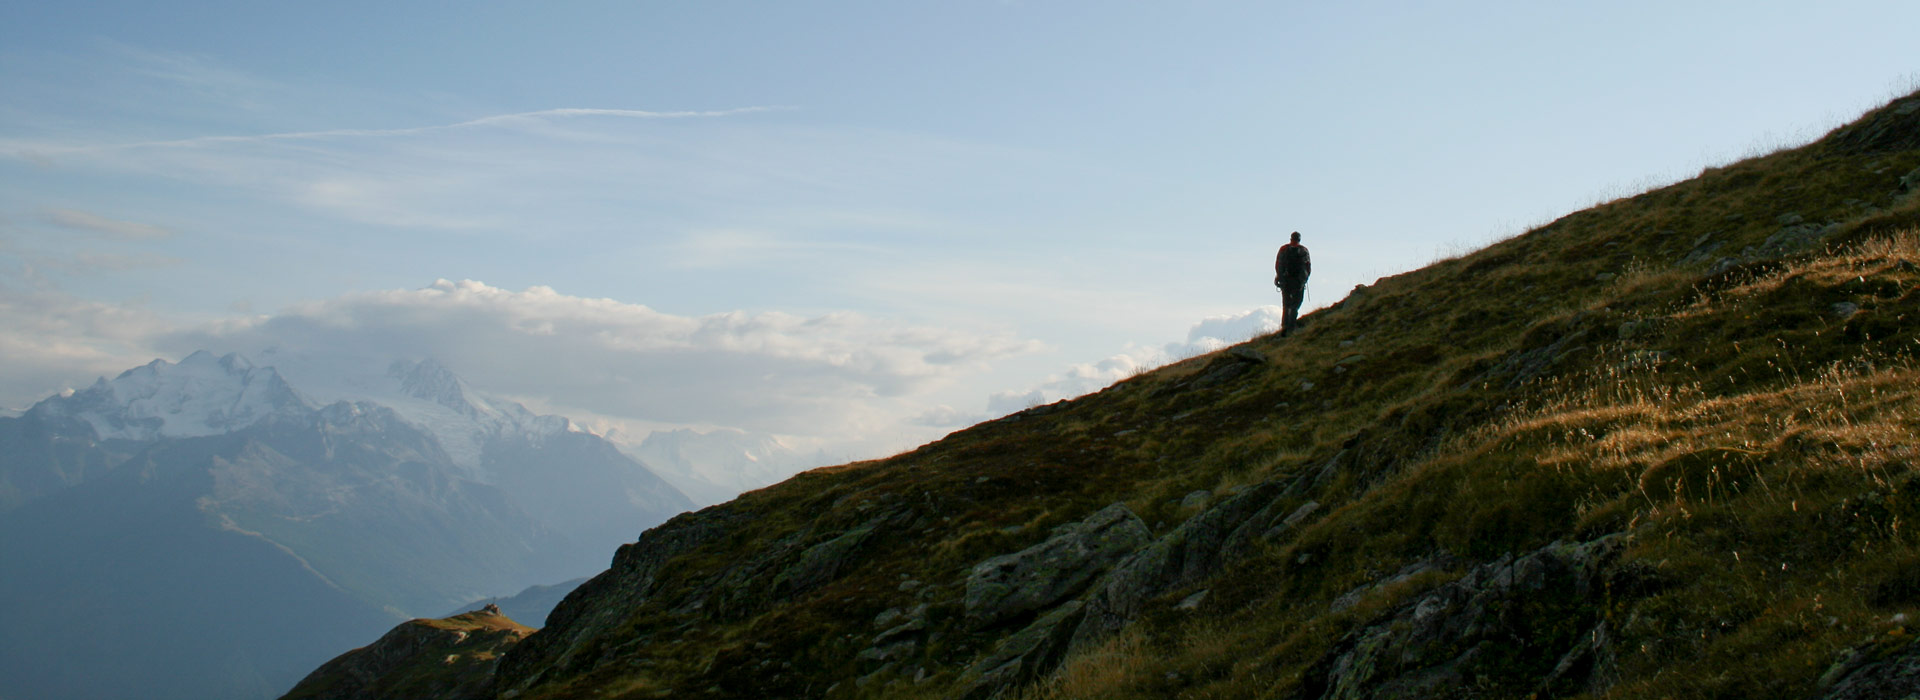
[[1290, 231, 1301, 244]]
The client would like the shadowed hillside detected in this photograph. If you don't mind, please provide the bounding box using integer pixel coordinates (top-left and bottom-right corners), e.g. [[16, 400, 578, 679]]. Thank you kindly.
[[283, 605, 533, 700], [291, 89, 1920, 699]]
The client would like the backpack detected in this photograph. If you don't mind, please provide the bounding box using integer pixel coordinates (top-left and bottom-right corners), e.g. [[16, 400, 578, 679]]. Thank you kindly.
[[1277, 244, 1309, 282]]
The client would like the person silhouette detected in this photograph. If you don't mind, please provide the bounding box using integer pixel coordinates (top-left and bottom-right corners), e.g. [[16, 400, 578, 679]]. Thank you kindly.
[[1274, 231, 1311, 336]]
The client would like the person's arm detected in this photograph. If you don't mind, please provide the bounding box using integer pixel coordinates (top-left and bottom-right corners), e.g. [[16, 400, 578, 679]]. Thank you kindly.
[[1275, 249, 1284, 286], [1303, 248, 1312, 279]]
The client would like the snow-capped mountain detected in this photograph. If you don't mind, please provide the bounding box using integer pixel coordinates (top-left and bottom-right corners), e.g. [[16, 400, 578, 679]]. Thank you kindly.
[[21, 349, 695, 541], [13, 348, 698, 578], [0, 349, 696, 700], [26, 350, 581, 475], [30, 350, 312, 441], [259, 349, 574, 473], [27, 346, 822, 508], [626, 427, 829, 505]]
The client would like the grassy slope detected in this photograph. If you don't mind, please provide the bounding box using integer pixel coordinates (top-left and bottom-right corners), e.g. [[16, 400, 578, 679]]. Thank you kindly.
[[509, 90, 1920, 700]]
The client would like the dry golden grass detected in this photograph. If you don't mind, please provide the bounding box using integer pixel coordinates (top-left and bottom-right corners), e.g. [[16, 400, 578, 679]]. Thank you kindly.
[[1013, 227, 1920, 698], [1010, 629, 1154, 700]]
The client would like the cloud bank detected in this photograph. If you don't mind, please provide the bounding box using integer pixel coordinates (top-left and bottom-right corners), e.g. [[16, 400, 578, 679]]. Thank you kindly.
[[156, 279, 1041, 441], [0, 268, 1281, 461], [0, 284, 172, 408]]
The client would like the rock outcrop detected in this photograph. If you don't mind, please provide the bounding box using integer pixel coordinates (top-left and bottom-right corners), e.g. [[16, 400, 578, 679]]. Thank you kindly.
[[492, 507, 745, 695], [1072, 481, 1314, 651], [964, 503, 1151, 631], [280, 605, 532, 700], [958, 602, 1087, 700], [957, 483, 1327, 699], [1826, 92, 1920, 155], [1818, 636, 1920, 700], [1296, 537, 1625, 700]]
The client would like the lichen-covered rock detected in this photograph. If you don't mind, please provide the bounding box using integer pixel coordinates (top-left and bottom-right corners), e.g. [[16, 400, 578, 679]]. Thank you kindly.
[[1072, 481, 1292, 650], [1818, 636, 1920, 699], [770, 515, 884, 596], [956, 601, 1087, 700], [1328, 555, 1455, 614], [964, 503, 1149, 631], [1754, 221, 1842, 259], [1296, 536, 1624, 700]]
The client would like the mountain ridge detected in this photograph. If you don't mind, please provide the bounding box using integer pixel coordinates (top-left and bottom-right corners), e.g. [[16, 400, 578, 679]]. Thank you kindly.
[[282, 87, 1920, 699], [0, 350, 694, 700], [31, 349, 313, 442]]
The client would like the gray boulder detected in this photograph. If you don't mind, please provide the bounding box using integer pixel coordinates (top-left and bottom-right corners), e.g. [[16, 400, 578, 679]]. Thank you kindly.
[[1298, 537, 1624, 700], [956, 601, 1087, 700], [1819, 637, 1920, 699], [963, 503, 1150, 631], [770, 515, 886, 597], [1072, 481, 1306, 651], [1755, 222, 1841, 259]]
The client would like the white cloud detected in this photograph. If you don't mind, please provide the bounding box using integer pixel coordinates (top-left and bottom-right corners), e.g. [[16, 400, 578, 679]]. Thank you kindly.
[[911, 404, 988, 428], [985, 306, 1284, 416], [0, 103, 1023, 238], [0, 269, 1285, 460], [1, 210, 181, 278], [0, 283, 172, 409], [1182, 306, 1287, 352], [156, 279, 1043, 442]]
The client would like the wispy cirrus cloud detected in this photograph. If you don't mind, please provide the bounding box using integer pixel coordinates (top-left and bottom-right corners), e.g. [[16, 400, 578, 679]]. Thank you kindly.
[[0, 104, 797, 232], [6, 106, 791, 156], [42, 208, 174, 240], [101, 40, 281, 112]]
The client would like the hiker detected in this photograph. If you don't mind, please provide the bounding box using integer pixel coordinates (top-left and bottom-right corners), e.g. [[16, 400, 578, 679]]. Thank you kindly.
[[1274, 231, 1311, 336]]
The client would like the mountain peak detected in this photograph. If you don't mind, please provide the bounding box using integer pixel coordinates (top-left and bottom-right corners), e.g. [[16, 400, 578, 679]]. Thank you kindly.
[[387, 358, 478, 418], [221, 352, 254, 372], [30, 350, 311, 441]]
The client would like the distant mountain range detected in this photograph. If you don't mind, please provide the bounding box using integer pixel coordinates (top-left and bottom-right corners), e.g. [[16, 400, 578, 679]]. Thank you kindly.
[[445, 577, 590, 629], [624, 426, 831, 505], [0, 350, 704, 700]]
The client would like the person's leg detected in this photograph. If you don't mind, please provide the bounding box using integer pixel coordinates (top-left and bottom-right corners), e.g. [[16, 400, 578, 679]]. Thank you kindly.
[[1281, 287, 1302, 335]]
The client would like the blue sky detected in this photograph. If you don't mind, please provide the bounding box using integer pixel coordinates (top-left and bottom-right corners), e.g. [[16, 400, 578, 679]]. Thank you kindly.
[[3, 1, 1917, 457]]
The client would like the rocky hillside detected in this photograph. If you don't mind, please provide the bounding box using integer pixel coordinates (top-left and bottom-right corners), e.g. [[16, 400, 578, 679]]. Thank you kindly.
[[282, 605, 533, 700], [292, 90, 1920, 699]]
